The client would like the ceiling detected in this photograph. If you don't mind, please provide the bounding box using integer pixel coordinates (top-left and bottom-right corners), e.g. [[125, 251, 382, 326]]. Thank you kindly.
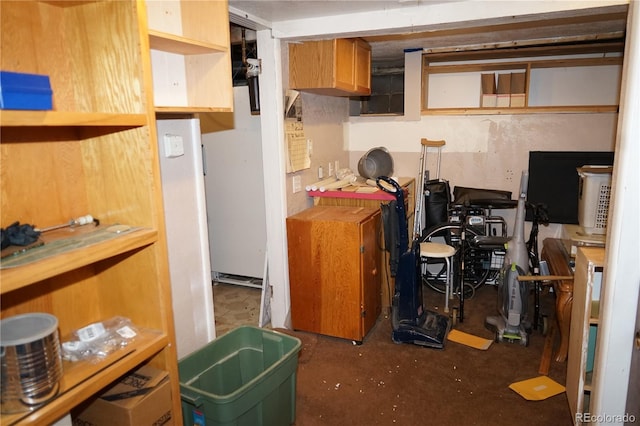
[[229, 0, 427, 22], [228, 1, 628, 62]]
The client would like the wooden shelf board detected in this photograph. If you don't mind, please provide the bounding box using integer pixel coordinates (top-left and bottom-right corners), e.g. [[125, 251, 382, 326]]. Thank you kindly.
[[530, 56, 623, 69], [1, 329, 168, 426], [422, 105, 618, 115], [1, 227, 158, 293], [155, 106, 233, 114], [426, 56, 622, 74], [427, 62, 528, 73], [0, 111, 147, 127], [149, 30, 227, 55]]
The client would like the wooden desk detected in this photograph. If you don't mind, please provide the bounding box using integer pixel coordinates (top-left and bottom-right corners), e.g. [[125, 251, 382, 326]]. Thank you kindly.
[[541, 238, 574, 365], [309, 178, 415, 311]]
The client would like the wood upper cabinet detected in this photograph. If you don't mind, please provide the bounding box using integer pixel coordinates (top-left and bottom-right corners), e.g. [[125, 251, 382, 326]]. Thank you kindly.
[[289, 38, 372, 96], [287, 206, 381, 343], [145, 0, 233, 113], [1, 1, 181, 424]]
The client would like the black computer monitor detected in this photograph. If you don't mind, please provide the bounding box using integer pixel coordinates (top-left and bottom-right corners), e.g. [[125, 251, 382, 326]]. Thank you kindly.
[[527, 151, 614, 224]]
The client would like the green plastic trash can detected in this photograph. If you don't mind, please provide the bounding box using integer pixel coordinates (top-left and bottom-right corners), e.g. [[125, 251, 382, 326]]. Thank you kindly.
[[179, 326, 302, 426]]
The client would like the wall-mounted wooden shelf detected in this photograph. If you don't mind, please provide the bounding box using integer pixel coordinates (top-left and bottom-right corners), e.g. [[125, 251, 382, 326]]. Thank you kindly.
[[422, 105, 619, 115], [149, 30, 227, 55], [422, 54, 623, 114]]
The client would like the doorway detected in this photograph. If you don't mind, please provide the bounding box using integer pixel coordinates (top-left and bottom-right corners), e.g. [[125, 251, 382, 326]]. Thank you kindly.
[[201, 85, 268, 336]]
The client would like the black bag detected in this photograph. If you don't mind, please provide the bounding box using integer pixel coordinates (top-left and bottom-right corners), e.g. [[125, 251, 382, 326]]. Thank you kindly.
[[424, 179, 451, 230], [380, 201, 400, 277], [452, 186, 512, 206]]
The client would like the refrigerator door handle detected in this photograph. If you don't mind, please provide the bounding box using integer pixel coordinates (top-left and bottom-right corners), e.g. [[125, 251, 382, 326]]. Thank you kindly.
[[201, 144, 207, 176]]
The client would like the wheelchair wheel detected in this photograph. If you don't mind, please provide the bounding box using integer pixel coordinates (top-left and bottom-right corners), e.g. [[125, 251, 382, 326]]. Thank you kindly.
[[419, 223, 491, 295]]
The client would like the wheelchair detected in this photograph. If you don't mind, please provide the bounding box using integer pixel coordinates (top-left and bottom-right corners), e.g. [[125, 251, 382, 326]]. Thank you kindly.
[[418, 182, 514, 303]]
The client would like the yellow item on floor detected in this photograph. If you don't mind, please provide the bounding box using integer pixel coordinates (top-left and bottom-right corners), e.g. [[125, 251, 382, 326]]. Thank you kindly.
[[509, 375, 566, 401], [447, 329, 493, 350]]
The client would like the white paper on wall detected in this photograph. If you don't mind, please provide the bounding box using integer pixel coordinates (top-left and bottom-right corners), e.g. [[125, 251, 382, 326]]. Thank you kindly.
[[284, 90, 310, 173]]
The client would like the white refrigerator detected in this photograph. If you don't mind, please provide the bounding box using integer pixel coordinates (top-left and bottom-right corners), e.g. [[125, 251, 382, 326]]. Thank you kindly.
[[157, 118, 215, 358], [202, 87, 267, 284]]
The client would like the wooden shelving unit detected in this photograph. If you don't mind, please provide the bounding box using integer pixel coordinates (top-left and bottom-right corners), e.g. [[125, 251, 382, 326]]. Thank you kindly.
[[1, 1, 181, 424], [566, 246, 606, 424], [422, 53, 623, 115], [145, 0, 233, 113]]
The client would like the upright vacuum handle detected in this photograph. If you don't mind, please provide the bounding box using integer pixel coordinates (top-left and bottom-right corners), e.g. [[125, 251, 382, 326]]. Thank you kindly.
[[376, 175, 402, 195], [377, 176, 409, 253]]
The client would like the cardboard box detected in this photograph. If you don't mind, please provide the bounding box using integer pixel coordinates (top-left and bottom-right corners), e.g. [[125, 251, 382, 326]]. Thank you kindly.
[[73, 365, 173, 426], [510, 72, 526, 107], [480, 73, 497, 107], [0, 70, 53, 110], [496, 73, 511, 107]]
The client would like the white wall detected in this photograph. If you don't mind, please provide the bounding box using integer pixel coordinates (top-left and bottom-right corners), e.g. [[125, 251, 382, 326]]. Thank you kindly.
[[286, 92, 351, 215], [347, 113, 617, 242], [347, 114, 616, 186]]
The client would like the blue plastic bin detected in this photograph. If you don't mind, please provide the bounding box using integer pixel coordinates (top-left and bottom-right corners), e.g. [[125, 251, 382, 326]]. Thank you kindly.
[[0, 71, 53, 110], [179, 326, 301, 426]]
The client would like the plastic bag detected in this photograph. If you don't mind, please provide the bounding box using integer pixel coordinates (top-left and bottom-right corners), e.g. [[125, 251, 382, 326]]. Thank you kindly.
[[61, 316, 138, 363]]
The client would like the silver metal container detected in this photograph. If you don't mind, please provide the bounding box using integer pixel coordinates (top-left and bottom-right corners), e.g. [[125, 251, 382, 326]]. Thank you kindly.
[[358, 146, 394, 179], [1, 313, 63, 413]]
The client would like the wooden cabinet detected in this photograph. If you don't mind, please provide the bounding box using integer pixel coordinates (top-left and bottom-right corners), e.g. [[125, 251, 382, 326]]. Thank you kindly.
[[309, 178, 415, 311], [567, 247, 606, 424], [1, 1, 181, 424], [289, 38, 371, 96], [423, 54, 622, 115], [287, 206, 381, 342], [146, 0, 233, 113]]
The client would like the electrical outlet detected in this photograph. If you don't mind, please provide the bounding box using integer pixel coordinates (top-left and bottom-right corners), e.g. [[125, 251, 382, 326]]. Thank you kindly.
[[318, 166, 324, 179], [328, 162, 334, 176], [292, 175, 302, 193], [335, 160, 340, 173]]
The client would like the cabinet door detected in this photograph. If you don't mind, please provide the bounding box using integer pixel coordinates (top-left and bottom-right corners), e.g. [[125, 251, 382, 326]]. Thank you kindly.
[[360, 213, 381, 336], [287, 216, 362, 340], [354, 39, 372, 95], [335, 38, 357, 92]]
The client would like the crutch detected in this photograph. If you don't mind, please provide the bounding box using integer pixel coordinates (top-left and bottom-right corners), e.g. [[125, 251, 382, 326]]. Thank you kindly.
[[413, 138, 446, 240]]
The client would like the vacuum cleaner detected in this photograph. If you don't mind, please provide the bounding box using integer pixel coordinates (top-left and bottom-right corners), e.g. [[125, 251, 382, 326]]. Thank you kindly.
[[485, 170, 531, 345], [377, 176, 450, 349]]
